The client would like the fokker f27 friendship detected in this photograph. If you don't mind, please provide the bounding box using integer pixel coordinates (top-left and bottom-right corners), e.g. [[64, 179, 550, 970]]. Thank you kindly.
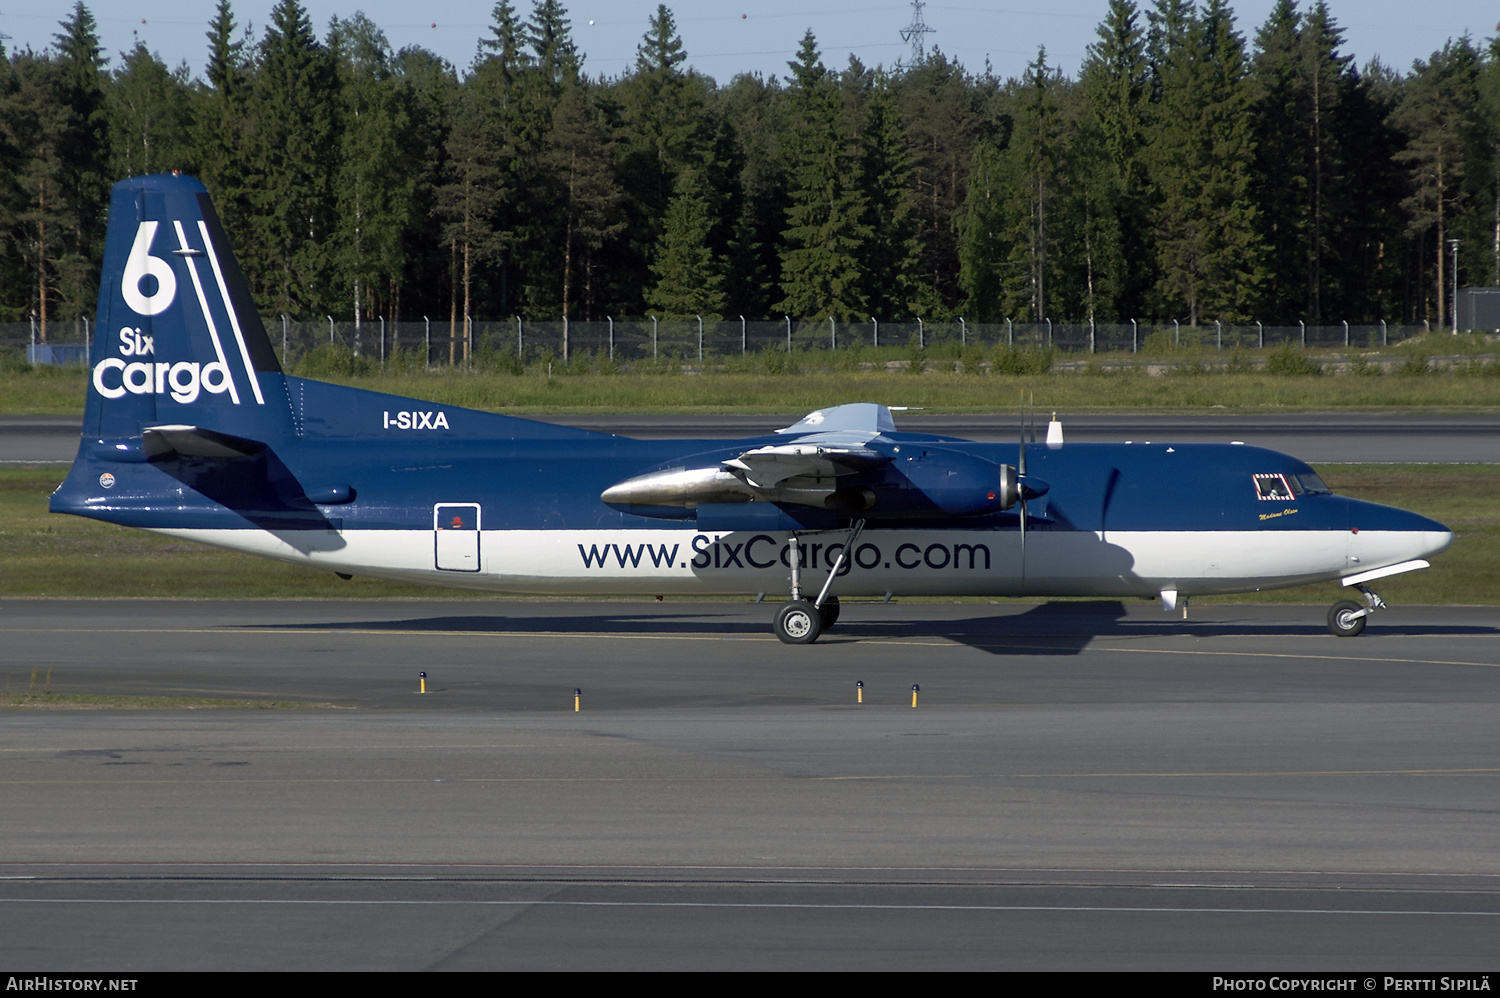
[[52, 175, 1452, 642]]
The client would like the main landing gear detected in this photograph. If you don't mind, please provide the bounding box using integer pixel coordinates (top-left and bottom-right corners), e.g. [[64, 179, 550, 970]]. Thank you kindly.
[[772, 522, 863, 644], [1327, 583, 1387, 637]]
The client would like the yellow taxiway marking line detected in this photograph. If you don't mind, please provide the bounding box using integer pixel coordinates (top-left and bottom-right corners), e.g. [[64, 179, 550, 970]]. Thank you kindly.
[[5, 626, 1496, 669]]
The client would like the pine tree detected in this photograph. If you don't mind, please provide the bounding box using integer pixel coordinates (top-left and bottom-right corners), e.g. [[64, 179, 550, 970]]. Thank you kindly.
[[546, 82, 625, 329], [647, 171, 726, 319], [330, 14, 415, 327], [191, 0, 255, 237], [1147, 0, 1265, 323], [53, 3, 109, 259], [49, 2, 109, 323], [1002, 49, 1066, 322], [1, 53, 72, 330], [1390, 38, 1482, 329], [247, 0, 340, 315], [857, 70, 921, 316], [775, 31, 872, 321], [957, 140, 1008, 320], [109, 43, 194, 179], [1081, 0, 1153, 317], [899, 50, 999, 312]]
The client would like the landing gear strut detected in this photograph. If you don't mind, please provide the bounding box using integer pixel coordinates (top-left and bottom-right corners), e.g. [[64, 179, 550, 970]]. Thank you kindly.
[[773, 521, 863, 644], [1327, 583, 1387, 637]]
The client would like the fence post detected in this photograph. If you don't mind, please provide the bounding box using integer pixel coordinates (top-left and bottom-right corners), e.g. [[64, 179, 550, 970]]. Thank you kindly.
[[1343, 320, 1349, 347], [562, 315, 569, 363], [608, 316, 614, 360], [829, 315, 835, 351], [1007, 317, 1013, 347], [918, 316, 924, 348], [424, 316, 430, 370], [1381, 319, 1388, 347], [466, 314, 472, 365], [697, 315, 703, 362], [83, 316, 90, 354], [380, 316, 386, 367], [1257, 321, 1263, 349], [740, 315, 746, 356], [785, 315, 791, 353], [872, 316, 878, 348], [959, 316, 966, 347], [29, 312, 36, 350], [652, 315, 659, 358], [328, 315, 334, 344], [1046, 317, 1052, 349], [282, 314, 288, 363], [1172, 318, 1178, 348], [1215, 319, 1222, 350], [1131, 318, 1137, 354], [1089, 317, 1095, 354], [516, 315, 522, 358], [1300, 319, 1305, 348]]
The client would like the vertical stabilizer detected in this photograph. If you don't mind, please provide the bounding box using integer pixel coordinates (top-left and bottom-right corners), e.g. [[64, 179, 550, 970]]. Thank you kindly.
[[85, 174, 291, 442]]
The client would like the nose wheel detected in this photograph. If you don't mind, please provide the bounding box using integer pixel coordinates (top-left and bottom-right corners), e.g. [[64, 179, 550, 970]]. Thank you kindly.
[[1327, 600, 1367, 637], [1328, 583, 1386, 637]]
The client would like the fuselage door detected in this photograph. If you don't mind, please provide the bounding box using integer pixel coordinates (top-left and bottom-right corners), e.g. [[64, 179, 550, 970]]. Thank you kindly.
[[434, 503, 481, 572]]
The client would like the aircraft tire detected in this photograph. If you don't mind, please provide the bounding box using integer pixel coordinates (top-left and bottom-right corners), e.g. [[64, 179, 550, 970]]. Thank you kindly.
[[1327, 600, 1367, 637], [775, 600, 822, 644], [818, 596, 841, 631]]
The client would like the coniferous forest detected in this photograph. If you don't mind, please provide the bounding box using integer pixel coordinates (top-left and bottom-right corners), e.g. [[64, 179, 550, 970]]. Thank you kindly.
[[4, 0, 1500, 340]]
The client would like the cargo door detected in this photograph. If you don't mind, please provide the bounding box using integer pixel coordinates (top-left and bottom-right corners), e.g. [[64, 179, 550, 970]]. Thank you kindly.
[[434, 503, 481, 572]]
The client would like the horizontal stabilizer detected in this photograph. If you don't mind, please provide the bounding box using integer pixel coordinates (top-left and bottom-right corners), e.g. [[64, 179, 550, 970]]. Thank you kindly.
[[142, 424, 267, 459]]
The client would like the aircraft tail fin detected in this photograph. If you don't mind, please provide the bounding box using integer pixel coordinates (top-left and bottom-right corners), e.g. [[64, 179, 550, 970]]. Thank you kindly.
[[84, 173, 291, 443]]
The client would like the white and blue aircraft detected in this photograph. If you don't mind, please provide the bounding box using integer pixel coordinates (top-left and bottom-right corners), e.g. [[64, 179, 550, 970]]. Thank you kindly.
[[51, 174, 1453, 642]]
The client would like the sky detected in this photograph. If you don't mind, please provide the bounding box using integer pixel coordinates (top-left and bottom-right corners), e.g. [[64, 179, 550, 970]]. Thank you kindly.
[[2, 1, 1497, 85]]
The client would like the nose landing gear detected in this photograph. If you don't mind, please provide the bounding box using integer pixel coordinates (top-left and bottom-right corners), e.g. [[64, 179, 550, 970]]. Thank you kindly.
[[1327, 583, 1387, 637]]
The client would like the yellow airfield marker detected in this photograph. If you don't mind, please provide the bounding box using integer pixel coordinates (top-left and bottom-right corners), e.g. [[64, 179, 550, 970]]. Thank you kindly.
[[419, 671, 427, 694], [911, 683, 920, 708], [574, 688, 582, 712]]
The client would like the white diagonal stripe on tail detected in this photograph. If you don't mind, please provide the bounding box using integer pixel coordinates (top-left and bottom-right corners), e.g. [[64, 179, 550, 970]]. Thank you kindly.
[[171, 220, 240, 405], [198, 219, 265, 405]]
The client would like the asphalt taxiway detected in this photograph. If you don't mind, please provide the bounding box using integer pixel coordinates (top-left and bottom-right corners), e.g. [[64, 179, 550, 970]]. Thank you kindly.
[[2, 598, 1497, 970]]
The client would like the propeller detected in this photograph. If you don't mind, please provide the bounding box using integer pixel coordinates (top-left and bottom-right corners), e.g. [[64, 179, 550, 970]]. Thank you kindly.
[[1018, 392, 1030, 570], [1015, 392, 1052, 583]]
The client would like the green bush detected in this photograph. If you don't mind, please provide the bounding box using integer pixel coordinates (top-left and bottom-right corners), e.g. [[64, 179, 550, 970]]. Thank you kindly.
[[1396, 354, 1430, 376], [295, 343, 376, 378], [1265, 347, 1322, 376], [990, 345, 1054, 375]]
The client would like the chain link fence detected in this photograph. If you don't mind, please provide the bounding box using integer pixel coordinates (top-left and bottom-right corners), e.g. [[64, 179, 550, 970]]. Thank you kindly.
[[0, 315, 1440, 368]]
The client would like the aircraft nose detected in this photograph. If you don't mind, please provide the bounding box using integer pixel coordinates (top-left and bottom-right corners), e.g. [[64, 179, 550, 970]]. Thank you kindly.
[[1345, 499, 1452, 566]]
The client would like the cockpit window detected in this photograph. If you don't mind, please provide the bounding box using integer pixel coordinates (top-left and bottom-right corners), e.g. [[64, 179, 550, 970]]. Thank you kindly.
[[1294, 472, 1331, 495], [1253, 473, 1296, 500]]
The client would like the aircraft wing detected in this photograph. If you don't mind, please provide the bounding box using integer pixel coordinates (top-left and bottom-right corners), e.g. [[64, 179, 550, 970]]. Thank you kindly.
[[724, 441, 889, 489]]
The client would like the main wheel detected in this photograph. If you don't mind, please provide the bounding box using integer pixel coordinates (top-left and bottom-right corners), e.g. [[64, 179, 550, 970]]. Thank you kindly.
[[1327, 600, 1367, 637], [774, 600, 822, 644], [818, 596, 841, 631]]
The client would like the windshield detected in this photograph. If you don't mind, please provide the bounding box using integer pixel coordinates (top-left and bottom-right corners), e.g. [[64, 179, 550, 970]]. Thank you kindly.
[[1294, 472, 1332, 495]]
